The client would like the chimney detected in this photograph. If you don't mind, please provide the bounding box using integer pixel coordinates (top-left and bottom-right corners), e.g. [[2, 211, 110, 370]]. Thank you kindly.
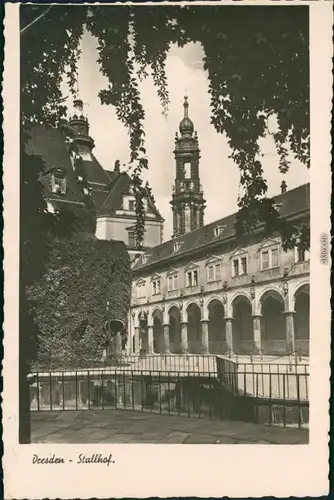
[[281, 180, 287, 194], [114, 160, 120, 173]]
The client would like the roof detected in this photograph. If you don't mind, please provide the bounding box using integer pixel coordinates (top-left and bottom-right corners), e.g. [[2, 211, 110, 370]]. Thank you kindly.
[[25, 126, 86, 207], [98, 171, 163, 220], [132, 183, 310, 271]]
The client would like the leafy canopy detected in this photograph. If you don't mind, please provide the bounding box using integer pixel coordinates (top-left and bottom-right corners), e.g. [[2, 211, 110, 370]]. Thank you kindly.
[[21, 4, 310, 249]]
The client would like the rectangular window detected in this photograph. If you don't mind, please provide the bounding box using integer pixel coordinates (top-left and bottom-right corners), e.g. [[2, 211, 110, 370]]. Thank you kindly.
[[241, 257, 247, 275], [262, 251, 269, 270], [129, 200, 135, 211], [208, 266, 214, 281], [152, 279, 161, 295], [128, 231, 135, 247], [271, 248, 279, 268], [186, 270, 199, 287], [52, 174, 67, 194], [137, 283, 146, 299], [184, 162, 191, 178], [297, 248, 305, 262], [233, 259, 239, 277], [168, 274, 178, 291], [207, 263, 221, 282]]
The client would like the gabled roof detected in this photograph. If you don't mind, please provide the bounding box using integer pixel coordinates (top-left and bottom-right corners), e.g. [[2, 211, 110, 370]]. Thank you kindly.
[[205, 255, 221, 265], [229, 247, 248, 259], [98, 171, 163, 220], [132, 183, 310, 272], [258, 238, 280, 250]]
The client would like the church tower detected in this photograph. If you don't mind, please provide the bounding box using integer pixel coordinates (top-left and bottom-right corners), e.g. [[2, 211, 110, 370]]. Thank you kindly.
[[68, 99, 95, 154], [171, 96, 205, 238]]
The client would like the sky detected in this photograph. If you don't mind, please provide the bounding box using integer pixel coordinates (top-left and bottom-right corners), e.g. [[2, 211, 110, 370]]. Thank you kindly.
[[62, 31, 309, 242]]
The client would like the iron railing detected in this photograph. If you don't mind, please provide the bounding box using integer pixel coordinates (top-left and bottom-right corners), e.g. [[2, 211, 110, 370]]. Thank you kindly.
[[28, 367, 309, 428]]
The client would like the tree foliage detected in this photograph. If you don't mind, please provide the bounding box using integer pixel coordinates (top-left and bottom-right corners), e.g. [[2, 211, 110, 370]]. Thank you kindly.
[[27, 233, 131, 369], [21, 4, 309, 248]]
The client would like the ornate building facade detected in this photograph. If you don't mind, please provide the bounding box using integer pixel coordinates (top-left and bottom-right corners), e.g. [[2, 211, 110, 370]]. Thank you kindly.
[[129, 99, 310, 358], [25, 98, 164, 260]]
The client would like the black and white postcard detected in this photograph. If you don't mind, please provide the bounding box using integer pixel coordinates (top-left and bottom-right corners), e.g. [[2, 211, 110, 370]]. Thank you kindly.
[[3, 1, 332, 497]]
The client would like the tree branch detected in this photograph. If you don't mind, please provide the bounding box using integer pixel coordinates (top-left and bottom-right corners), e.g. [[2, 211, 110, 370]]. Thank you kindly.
[[20, 6, 53, 36]]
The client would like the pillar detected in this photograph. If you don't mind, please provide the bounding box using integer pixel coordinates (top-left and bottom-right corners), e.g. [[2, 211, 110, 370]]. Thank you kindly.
[[147, 325, 154, 354], [200, 320, 209, 354], [134, 327, 140, 354], [252, 315, 262, 354], [284, 311, 295, 354], [116, 332, 122, 357], [163, 324, 170, 353], [225, 317, 233, 355], [181, 322, 188, 354]]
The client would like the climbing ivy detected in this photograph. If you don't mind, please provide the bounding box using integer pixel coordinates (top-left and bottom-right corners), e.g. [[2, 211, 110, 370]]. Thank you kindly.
[[21, 4, 310, 249], [27, 233, 131, 369]]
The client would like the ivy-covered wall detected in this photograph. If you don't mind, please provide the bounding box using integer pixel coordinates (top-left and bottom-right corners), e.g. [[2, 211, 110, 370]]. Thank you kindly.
[[27, 232, 131, 369]]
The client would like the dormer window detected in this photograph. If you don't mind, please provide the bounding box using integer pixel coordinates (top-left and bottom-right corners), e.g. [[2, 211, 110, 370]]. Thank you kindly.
[[173, 241, 183, 252], [51, 168, 66, 195], [214, 225, 226, 238]]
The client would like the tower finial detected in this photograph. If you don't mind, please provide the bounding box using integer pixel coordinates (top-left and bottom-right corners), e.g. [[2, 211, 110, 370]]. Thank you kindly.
[[183, 96, 189, 118]]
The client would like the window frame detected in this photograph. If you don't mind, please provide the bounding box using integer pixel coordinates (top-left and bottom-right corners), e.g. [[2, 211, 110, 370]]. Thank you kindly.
[[206, 262, 221, 282], [231, 254, 248, 277], [260, 246, 280, 271], [136, 281, 146, 299], [151, 278, 161, 296], [294, 246, 310, 263]]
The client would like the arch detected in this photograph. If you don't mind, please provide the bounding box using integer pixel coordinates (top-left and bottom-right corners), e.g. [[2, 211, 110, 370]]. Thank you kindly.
[[185, 300, 201, 313], [294, 283, 309, 356], [151, 308, 163, 322], [258, 287, 285, 308], [153, 312, 164, 354], [206, 295, 225, 314], [260, 290, 285, 355], [167, 302, 181, 315], [207, 299, 226, 354], [232, 295, 253, 354], [186, 302, 202, 354], [168, 305, 182, 354]]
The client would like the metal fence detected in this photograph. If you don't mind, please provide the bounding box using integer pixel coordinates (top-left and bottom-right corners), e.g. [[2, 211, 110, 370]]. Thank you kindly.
[[29, 367, 309, 428]]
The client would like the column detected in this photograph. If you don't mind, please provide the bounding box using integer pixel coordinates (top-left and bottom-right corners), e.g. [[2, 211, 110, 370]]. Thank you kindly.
[[134, 327, 140, 354], [252, 315, 262, 354], [225, 317, 233, 355], [284, 311, 296, 354], [116, 332, 122, 357], [147, 325, 154, 354], [180, 322, 188, 354], [200, 320, 209, 354], [163, 324, 170, 353]]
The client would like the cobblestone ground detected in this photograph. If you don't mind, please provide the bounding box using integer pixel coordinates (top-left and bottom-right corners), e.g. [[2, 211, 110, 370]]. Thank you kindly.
[[31, 410, 309, 444]]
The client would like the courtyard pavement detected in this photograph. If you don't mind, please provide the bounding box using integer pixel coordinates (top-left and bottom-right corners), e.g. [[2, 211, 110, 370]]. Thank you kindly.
[[31, 410, 309, 444]]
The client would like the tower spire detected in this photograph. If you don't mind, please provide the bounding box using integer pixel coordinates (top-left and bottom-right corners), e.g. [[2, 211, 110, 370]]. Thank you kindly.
[[183, 96, 189, 118], [170, 97, 205, 238]]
